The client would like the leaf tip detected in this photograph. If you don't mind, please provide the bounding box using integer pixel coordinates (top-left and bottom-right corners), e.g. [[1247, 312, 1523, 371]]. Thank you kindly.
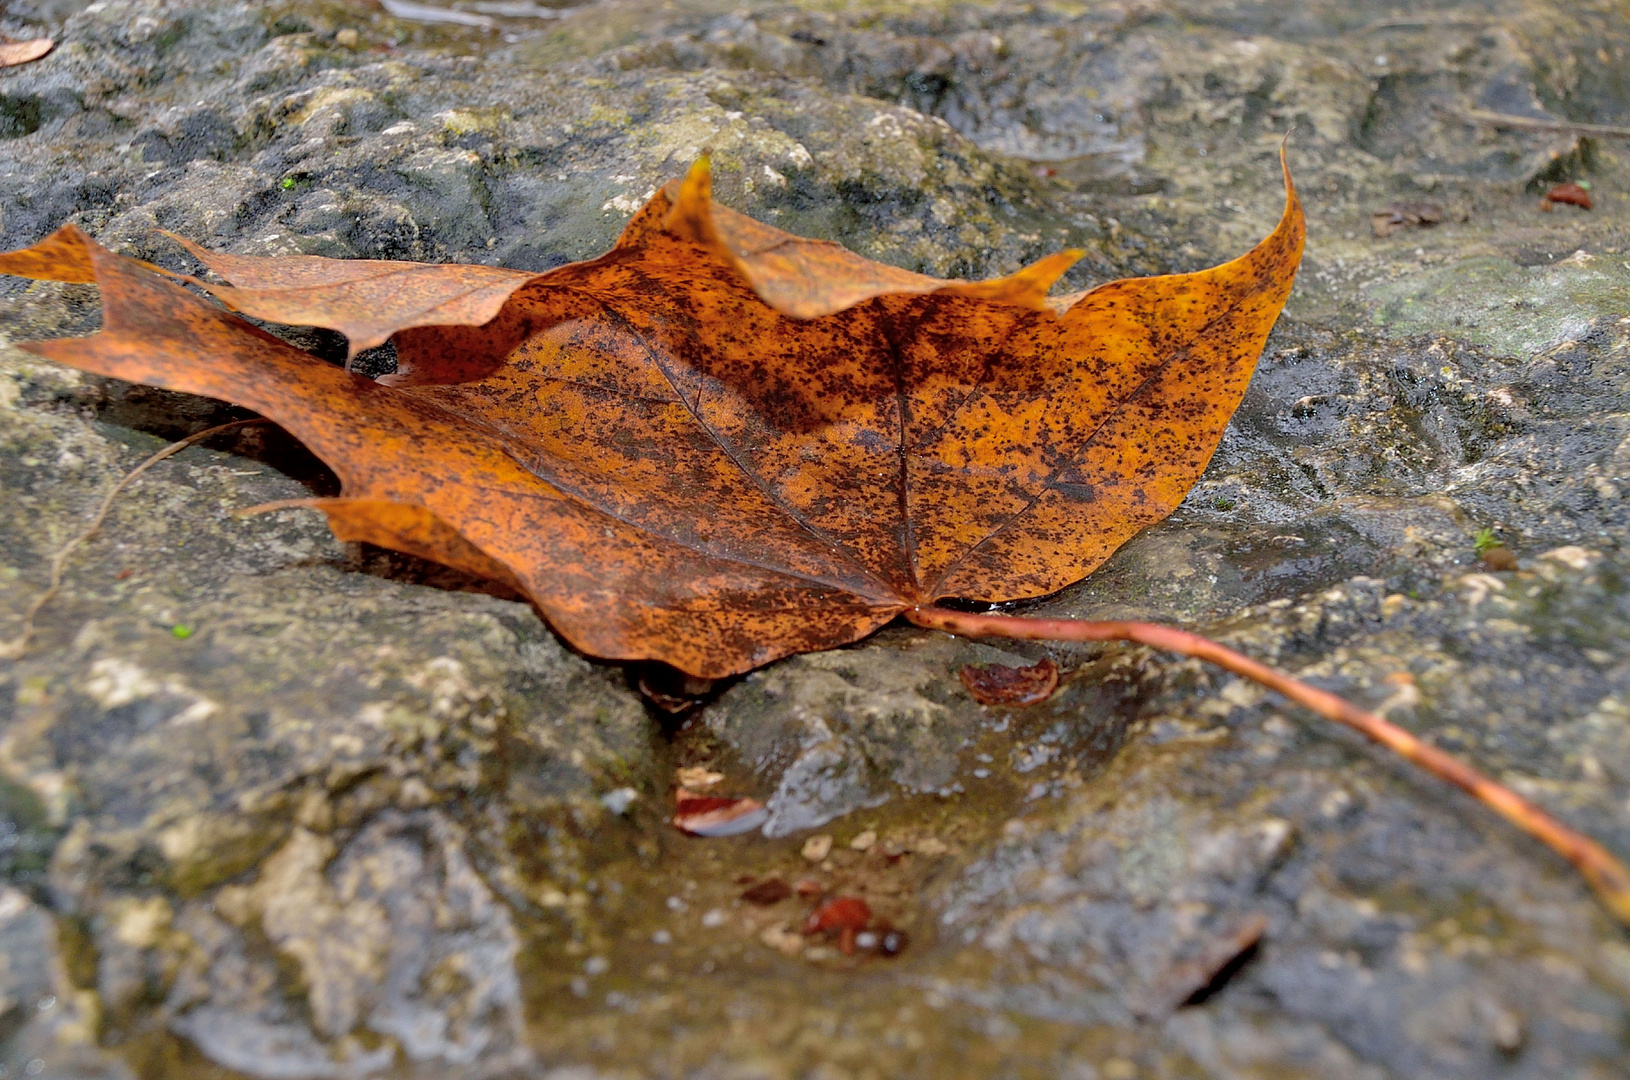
[[677, 155, 714, 216], [941, 247, 1085, 310], [664, 155, 730, 257], [1277, 135, 1300, 207], [0, 222, 100, 285], [156, 227, 208, 262]]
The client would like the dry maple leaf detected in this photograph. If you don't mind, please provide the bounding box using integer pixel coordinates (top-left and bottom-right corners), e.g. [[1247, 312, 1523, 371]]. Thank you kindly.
[[7, 151, 1630, 925], [0, 156, 1301, 677]]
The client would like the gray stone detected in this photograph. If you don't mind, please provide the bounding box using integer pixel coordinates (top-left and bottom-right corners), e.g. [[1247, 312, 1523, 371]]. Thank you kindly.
[[0, 885, 132, 1080]]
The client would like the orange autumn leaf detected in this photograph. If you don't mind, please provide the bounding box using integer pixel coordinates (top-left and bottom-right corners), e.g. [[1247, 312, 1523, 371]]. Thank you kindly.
[[0, 154, 1303, 679]]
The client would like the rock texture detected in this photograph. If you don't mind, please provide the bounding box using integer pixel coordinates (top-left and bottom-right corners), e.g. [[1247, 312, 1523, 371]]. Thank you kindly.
[[3, 0, 1630, 1077]]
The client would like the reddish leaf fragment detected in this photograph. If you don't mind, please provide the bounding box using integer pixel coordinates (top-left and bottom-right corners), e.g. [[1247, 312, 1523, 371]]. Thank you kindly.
[[959, 656, 1060, 705], [740, 878, 793, 905], [1479, 545, 1519, 572], [803, 896, 871, 935], [1541, 183, 1593, 211], [672, 789, 767, 837]]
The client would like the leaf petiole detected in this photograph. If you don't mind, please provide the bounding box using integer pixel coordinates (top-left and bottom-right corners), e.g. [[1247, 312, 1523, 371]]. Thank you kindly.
[[904, 604, 1630, 928]]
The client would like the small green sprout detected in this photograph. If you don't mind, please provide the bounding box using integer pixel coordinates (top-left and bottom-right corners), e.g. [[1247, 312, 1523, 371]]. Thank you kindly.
[[281, 177, 296, 190], [1214, 497, 1236, 512], [1472, 527, 1500, 555], [171, 624, 194, 640]]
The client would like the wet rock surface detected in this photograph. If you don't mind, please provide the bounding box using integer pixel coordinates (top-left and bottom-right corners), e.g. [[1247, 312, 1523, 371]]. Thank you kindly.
[[2, 0, 1630, 1077]]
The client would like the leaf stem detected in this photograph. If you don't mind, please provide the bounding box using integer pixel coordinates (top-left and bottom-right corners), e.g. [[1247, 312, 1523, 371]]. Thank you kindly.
[[904, 604, 1630, 928]]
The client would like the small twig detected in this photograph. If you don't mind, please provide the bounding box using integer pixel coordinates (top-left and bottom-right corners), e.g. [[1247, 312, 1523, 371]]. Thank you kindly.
[[1361, 17, 1490, 32], [1433, 103, 1630, 140], [0, 418, 266, 659], [905, 605, 1630, 928], [1133, 911, 1268, 1020]]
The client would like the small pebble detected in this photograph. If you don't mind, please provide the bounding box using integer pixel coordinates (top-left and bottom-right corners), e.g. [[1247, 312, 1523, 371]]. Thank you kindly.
[[701, 908, 728, 927], [334, 27, 360, 48], [802, 834, 833, 862], [676, 765, 724, 788], [651, 929, 672, 945], [583, 956, 609, 976], [760, 924, 804, 956], [848, 830, 877, 851], [599, 787, 638, 814]]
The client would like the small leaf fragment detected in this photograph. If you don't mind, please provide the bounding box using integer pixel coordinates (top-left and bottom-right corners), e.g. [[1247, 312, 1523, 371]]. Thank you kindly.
[[802, 896, 871, 935], [959, 657, 1060, 705], [672, 789, 767, 837], [740, 879, 792, 905], [0, 38, 53, 69], [1541, 182, 1592, 210]]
